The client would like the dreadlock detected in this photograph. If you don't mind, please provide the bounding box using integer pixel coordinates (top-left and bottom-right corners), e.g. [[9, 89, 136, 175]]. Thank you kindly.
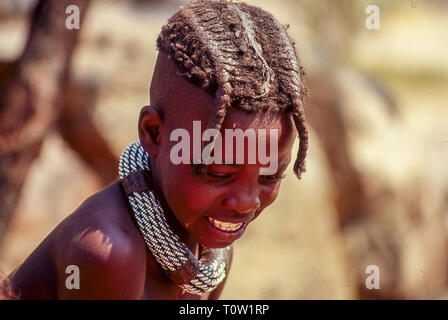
[[157, 0, 308, 179]]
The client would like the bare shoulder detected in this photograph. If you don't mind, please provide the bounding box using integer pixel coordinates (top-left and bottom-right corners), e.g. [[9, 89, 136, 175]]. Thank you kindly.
[[52, 181, 147, 299]]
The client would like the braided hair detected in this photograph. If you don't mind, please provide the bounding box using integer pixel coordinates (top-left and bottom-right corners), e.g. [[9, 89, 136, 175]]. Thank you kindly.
[[157, 0, 308, 179]]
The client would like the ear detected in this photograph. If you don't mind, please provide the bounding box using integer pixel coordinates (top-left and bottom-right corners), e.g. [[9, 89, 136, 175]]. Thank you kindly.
[[138, 105, 163, 157]]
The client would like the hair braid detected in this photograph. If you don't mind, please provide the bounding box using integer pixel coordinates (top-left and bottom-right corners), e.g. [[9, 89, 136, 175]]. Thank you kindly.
[[157, 0, 309, 178]]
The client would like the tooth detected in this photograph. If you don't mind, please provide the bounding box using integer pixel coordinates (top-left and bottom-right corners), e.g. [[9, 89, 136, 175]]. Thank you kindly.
[[209, 217, 243, 232]]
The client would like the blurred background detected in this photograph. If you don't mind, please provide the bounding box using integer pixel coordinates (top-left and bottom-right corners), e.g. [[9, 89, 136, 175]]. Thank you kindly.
[[0, 0, 447, 299]]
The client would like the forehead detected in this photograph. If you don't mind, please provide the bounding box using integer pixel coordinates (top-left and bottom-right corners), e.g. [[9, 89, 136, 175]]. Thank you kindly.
[[152, 53, 296, 153], [150, 53, 214, 125], [164, 89, 296, 151]]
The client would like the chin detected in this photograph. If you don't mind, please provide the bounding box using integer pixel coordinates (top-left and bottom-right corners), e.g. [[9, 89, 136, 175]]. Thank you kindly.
[[200, 242, 235, 250], [199, 239, 236, 249], [194, 219, 248, 249]]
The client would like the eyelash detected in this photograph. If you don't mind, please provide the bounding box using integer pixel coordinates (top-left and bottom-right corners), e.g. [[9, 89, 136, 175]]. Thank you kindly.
[[205, 171, 286, 184], [259, 173, 286, 183], [205, 171, 232, 181]]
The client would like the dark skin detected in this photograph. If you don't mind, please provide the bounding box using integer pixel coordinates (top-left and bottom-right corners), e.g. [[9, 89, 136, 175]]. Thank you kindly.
[[4, 53, 297, 299]]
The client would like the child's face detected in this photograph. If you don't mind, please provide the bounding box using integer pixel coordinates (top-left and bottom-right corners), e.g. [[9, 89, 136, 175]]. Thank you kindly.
[[141, 55, 297, 249]]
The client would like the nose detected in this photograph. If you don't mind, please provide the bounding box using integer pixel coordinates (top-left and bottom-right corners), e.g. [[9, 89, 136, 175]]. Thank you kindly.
[[221, 189, 261, 215]]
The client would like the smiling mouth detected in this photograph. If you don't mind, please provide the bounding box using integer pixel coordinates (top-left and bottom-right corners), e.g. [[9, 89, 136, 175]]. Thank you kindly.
[[208, 217, 244, 232]]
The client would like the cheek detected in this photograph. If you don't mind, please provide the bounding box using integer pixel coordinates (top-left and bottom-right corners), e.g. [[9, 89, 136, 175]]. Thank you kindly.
[[251, 183, 281, 222], [163, 169, 220, 216], [260, 183, 281, 209]]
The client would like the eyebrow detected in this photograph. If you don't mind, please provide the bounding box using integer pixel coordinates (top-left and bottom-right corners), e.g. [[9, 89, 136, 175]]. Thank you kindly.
[[222, 162, 290, 168]]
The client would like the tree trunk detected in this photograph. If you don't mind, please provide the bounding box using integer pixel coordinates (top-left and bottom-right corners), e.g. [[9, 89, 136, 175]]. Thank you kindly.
[[0, 0, 90, 244], [305, 76, 371, 229]]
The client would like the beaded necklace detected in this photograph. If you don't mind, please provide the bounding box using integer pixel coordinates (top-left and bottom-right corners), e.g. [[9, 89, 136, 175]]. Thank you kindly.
[[119, 141, 229, 295]]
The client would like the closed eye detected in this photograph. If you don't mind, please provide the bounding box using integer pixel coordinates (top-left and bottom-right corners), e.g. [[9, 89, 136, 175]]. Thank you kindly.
[[204, 169, 235, 183], [258, 172, 286, 184], [207, 171, 232, 179]]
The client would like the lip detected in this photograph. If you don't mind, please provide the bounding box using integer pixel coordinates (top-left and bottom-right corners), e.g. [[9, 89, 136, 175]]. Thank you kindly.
[[208, 217, 244, 232], [202, 216, 249, 244], [208, 216, 251, 224]]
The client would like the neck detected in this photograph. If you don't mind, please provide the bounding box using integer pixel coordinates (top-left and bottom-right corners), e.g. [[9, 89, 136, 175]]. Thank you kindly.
[[120, 141, 228, 295], [149, 160, 200, 256]]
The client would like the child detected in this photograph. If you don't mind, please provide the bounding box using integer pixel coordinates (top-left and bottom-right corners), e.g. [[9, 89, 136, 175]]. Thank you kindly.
[[2, 0, 308, 299]]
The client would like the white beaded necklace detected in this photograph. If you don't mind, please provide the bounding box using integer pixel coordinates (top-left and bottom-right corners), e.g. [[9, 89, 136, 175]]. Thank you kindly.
[[119, 141, 229, 295]]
